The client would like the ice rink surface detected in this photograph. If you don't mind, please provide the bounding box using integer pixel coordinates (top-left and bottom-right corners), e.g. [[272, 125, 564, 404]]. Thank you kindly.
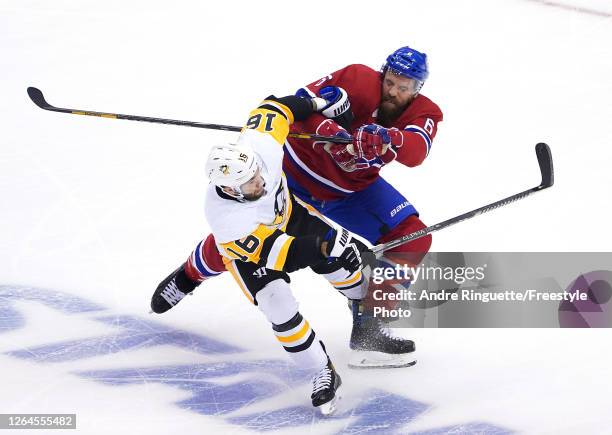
[[2, 0, 612, 433]]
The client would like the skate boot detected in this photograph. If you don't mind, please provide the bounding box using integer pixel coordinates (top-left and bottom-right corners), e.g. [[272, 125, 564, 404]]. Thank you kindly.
[[311, 356, 342, 416], [150, 264, 200, 313], [348, 300, 416, 369]]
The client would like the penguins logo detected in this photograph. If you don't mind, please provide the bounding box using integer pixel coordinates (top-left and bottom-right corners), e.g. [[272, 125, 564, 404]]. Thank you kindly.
[[220, 165, 230, 175]]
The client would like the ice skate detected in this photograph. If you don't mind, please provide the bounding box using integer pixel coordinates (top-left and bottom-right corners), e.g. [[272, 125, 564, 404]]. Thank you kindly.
[[349, 301, 416, 369], [150, 264, 199, 313], [311, 357, 342, 416]]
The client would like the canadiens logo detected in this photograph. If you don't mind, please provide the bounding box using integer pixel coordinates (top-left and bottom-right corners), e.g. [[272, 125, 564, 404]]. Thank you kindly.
[[219, 164, 230, 175]]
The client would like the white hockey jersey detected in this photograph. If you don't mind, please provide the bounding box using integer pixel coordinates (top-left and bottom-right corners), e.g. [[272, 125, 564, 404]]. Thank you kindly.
[[205, 99, 298, 271]]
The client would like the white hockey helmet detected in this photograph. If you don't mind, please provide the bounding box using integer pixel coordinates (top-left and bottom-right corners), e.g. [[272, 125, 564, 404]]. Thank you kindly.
[[205, 143, 259, 188]]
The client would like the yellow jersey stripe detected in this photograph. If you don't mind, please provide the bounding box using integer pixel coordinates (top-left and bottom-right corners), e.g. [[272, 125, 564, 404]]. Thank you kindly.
[[273, 236, 294, 271], [260, 100, 294, 124], [331, 270, 363, 287], [292, 194, 335, 228]]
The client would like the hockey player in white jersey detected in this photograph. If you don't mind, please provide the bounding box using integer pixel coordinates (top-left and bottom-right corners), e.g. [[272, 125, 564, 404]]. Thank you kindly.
[[153, 91, 417, 372], [186, 93, 372, 414]]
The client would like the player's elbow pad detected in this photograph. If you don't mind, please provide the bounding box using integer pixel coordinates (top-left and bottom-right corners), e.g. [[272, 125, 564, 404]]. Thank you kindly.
[[266, 95, 314, 123]]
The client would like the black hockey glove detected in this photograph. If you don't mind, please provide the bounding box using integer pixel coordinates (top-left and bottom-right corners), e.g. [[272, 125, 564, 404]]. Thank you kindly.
[[324, 228, 373, 273]]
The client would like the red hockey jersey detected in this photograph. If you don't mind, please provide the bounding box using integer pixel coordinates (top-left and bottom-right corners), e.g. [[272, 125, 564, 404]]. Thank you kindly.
[[283, 63, 443, 200]]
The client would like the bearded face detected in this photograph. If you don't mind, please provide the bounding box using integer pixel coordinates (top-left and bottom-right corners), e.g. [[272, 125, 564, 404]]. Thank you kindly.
[[378, 70, 419, 125]]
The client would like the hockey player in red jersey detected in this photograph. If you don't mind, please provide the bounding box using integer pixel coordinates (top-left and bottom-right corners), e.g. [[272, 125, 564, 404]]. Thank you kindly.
[[152, 46, 442, 369], [286, 52, 441, 203], [284, 47, 442, 325]]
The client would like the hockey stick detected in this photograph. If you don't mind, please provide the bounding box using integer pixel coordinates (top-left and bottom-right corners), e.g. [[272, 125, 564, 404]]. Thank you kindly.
[[26, 87, 352, 144], [372, 143, 554, 256]]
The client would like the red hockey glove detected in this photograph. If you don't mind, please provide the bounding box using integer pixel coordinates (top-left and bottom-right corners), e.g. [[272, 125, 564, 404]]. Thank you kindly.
[[315, 119, 365, 172], [353, 124, 404, 167]]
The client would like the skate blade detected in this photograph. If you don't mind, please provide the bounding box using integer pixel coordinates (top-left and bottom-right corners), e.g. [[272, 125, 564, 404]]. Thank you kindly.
[[348, 350, 417, 369], [317, 390, 342, 416]]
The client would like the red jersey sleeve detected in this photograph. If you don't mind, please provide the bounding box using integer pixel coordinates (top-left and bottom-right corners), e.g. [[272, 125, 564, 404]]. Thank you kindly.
[[393, 95, 443, 167]]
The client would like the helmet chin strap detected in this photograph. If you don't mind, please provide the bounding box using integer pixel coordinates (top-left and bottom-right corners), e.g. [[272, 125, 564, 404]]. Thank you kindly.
[[221, 185, 247, 202]]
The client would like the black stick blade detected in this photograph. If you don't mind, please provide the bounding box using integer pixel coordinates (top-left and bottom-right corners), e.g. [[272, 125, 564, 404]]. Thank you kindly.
[[535, 142, 554, 188], [27, 87, 50, 109]]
